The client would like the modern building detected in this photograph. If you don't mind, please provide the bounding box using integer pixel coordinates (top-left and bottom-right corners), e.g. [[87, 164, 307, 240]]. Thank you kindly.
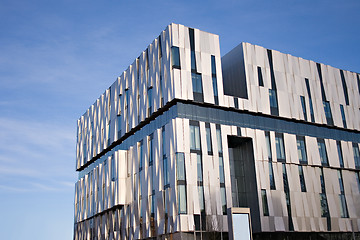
[[74, 23, 360, 240]]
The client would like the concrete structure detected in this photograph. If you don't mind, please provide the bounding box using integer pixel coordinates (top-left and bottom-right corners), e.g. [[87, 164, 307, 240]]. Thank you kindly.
[[74, 23, 360, 239]]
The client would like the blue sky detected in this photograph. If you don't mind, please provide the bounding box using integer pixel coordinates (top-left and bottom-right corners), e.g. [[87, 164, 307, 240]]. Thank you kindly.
[[0, 0, 359, 239]]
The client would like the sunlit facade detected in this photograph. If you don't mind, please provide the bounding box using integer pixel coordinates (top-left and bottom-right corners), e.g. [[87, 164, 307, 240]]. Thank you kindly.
[[74, 23, 360, 239]]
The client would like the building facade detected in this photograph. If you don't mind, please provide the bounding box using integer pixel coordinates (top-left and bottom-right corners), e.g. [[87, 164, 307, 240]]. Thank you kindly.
[[74, 23, 360, 239]]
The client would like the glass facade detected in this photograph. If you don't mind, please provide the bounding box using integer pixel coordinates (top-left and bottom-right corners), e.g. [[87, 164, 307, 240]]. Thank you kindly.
[[171, 46, 180, 69], [190, 123, 201, 152]]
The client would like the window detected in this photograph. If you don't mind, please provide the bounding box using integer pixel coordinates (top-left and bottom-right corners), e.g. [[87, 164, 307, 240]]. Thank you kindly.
[[176, 153, 187, 214], [356, 172, 360, 193], [323, 101, 333, 126], [275, 133, 286, 162], [298, 165, 306, 192], [139, 140, 143, 171], [305, 78, 315, 122], [218, 155, 227, 214], [212, 76, 218, 104], [192, 72, 203, 102], [147, 87, 152, 117], [171, 46, 180, 69], [162, 127, 169, 187], [148, 134, 154, 166], [340, 70, 349, 105], [357, 74, 360, 95], [340, 105, 347, 128], [265, 131, 272, 161], [261, 189, 269, 216], [353, 143, 360, 169], [296, 136, 307, 164], [282, 163, 293, 231], [269, 89, 279, 116], [320, 193, 330, 217], [211, 55, 216, 75], [216, 126, 223, 154], [111, 157, 116, 181], [300, 96, 307, 121], [205, 123, 213, 155], [191, 51, 196, 71], [338, 171, 349, 218], [196, 154, 205, 213], [269, 162, 276, 190], [125, 89, 130, 132], [150, 167, 155, 216], [337, 141, 344, 168], [317, 139, 329, 166], [257, 66, 264, 87], [117, 115, 121, 138], [190, 122, 201, 152]]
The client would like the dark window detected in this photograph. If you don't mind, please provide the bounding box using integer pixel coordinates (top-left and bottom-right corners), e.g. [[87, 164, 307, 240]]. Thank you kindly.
[[216, 125, 223, 154], [300, 96, 307, 121], [139, 140, 143, 171], [337, 141, 344, 168], [148, 134, 154, 166], [297, 136, 307, 164], [257, 66, 264, 87], [191, 51, 196, 71], [171, 46, 180, 69], [305, 78, 315, 122], [317, 139, 329, 166], [323, 101, 334, 126], [261, 189, 269, 216], [176, 153, 187, 214], [265, 131, 272, 161], [353, 143, 360, 169], [282, 163, 293, 231], [340, 70, 349, 105], [197, 154, 205, 213], [211, 55, 216, 75], [269, 162, 276, 190], [320, 192, 330, 217], [219, 156, 227, 214], [205, 123, 213, 155], [356, 172, 360, 193], [117, 115, 121, 138], [298, 165, 307, 192], [147, 87, 152, 117], [190, 122, 201, 152], [340, 105, 347, 128], [357, 74, 360, 95], [337, 170, 349, 218], [275, 133, 286, 162], [111, 157, 116, 181], [192, 73, 203, 102], [269, 89, 279, 116], [125, 89, 130, 132]]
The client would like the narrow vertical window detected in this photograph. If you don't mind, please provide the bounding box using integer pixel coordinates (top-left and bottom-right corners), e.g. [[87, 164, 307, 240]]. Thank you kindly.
[[111, 157, 116, 181], [300, 96, 307, 121], [338, 170, 349, 218], [323, 101, 334, 126], [117, 115, 121, 138], [353, 143, 360, 169], [147, 87, 152, 117], [298, 165, 306, 192], [150, 167, 155, 217], [205, 123, 213, 155], [107, 121, 111, 146], [196, 154, 205, 213], [171, 46, 180, 69], [216, 125, 223, 154], [269, 89, 279, 116], [319, 168, 331, 230], [265, 131, 272, 161], [269, 162, 276, 190], [257, 66, 264, 87], [337, 141, 344, 168], [219, 156, 227, 214], [340, 70, 349, 105], [139, 140, 143, 171], [282, 163, 293, 231], [261, 189, 269, 216], [192, 72, 203, 102], [296, 136, 307, 164], [317, 138, 329, 166], [357, 74, 360, 95], [148, 133, 154, 166], [356, 172, 360, 193], [158, 36, 164, 108], [125, 89, 130, 132], [275, 133, 286, 162], [176, 153, 187, 214], [305, 78, 315, 122], [190, 121, 201, 152], [211, 55, 218, 104], [340, 105, 347, 128]]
